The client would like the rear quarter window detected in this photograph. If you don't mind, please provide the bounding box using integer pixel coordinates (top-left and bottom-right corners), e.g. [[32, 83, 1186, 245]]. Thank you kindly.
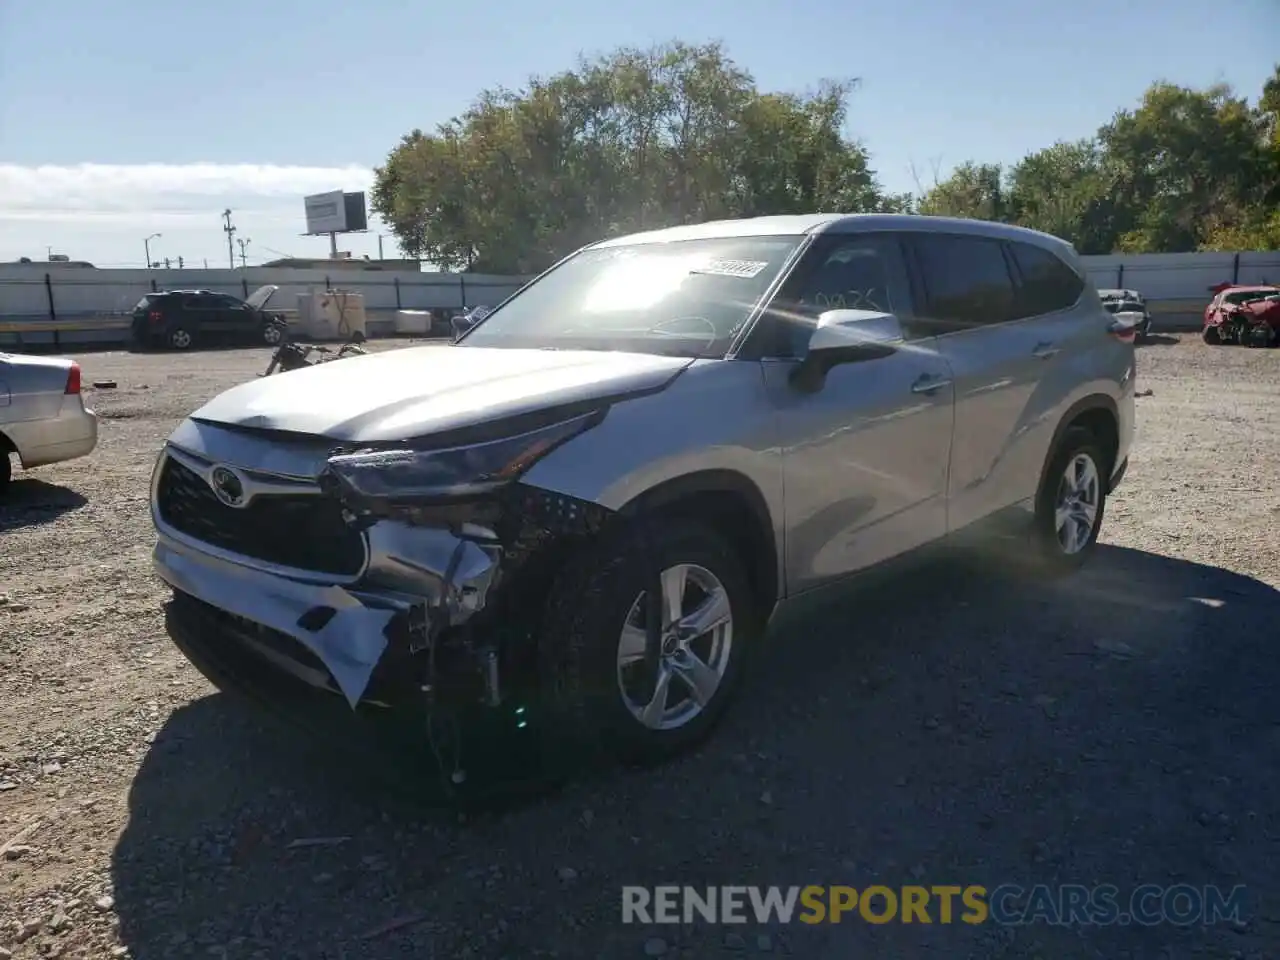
[[1008, 241, 1085, 319]]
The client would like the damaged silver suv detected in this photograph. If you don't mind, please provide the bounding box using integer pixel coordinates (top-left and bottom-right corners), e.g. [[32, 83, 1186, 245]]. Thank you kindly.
[[151, 214, 1135, 768]]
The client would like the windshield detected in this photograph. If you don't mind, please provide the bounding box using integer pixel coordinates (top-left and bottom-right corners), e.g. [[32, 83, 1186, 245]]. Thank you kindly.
[[459, 235, 805, 356]]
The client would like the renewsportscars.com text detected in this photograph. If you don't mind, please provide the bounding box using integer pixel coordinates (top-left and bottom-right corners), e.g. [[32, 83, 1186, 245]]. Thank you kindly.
[[621, 884, 1247, 926]]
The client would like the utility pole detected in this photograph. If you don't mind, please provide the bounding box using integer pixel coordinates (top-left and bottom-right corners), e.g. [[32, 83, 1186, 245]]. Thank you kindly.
[[236, 237, 251, 268], [222, 209, 237, 269], [144, 232, 161, 270], [178, 256, 184, 269], [377, 234, 384, 259]]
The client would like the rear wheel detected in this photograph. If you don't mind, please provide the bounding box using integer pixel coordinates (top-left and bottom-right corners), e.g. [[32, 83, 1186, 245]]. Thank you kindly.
[[168, 326, 194, 350], [1027, 427, 1108, 577], [0, 449, 12, 494], [536, 519, 757, 770]]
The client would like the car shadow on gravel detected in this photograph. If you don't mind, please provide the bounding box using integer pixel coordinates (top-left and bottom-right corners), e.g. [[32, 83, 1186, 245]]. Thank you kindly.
[[109, 545, 1280, 959], [0, 477, 88, 531], [1140, 333, 1182, 346]]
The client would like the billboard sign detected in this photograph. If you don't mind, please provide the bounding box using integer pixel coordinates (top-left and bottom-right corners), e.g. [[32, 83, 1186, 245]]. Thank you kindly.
[[343, 191, 368, 232], [304, 190, 348, 235]]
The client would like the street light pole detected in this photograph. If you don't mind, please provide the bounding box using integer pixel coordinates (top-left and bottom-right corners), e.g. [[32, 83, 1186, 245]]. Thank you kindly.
[[144, 233, 161, 270]]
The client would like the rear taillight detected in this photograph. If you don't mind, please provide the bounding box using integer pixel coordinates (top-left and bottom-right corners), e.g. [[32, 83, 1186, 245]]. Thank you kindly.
[[148, 310, 163, 323], [64, 362, 81, 395]]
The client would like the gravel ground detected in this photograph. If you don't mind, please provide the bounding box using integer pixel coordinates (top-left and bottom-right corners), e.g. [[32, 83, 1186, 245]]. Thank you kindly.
[[1, 335, 1278, 960]]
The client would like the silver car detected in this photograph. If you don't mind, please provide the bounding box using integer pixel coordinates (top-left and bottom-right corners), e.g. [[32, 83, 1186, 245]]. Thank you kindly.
[[0, 353, 98, 492], [150, 214, 1135, 772]]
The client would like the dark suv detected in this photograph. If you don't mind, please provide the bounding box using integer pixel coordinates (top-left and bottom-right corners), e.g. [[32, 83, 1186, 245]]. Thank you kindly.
[[132, 285, 286, 351]]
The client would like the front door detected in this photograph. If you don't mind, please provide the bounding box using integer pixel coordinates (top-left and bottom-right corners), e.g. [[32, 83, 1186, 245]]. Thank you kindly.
[[752, 232, 956, 594]]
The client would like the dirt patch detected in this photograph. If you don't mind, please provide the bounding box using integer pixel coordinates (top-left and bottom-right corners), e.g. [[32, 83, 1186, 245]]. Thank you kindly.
[[1, 338, 1278, 959]]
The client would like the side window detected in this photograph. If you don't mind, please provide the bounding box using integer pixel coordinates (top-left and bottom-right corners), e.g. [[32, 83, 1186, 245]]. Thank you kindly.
[[911, 233, 1017, 332], [760, 234, 913, 358], [1009, 241, 1084, 319], [180, 295, 204, 310]]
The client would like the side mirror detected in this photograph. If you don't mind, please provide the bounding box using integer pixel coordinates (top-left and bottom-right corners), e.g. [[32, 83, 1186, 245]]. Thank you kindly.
[[790, 309, 904, 393]]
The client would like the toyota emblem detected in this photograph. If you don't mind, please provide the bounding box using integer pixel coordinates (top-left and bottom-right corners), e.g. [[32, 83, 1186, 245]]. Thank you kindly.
[[210, 465, 248, 508]]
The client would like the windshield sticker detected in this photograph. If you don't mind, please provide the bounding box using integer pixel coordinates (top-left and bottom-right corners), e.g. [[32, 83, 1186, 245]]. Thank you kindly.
[[690, 259, 770, 279]]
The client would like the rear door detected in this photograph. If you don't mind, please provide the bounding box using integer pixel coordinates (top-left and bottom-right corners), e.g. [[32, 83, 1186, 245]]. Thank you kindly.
[[905, 231, 1054, 531], [175, 294, 220, 339]]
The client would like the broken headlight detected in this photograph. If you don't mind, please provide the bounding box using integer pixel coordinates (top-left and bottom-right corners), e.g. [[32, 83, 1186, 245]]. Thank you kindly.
[[323, 412, 601, 502]]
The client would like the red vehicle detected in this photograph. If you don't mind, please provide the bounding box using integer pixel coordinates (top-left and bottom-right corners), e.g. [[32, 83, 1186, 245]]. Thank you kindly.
[[1202, 283, 1280, 347]]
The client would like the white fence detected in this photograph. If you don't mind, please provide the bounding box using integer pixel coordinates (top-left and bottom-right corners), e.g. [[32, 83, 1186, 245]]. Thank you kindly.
[[2, 249, 1278, 347], [0, 265, 529, 319]]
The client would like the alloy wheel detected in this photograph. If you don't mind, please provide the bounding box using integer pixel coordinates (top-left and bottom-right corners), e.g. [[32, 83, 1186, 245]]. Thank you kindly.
[[616, 563, 734, 732], [1054, 453, 1100, 555]]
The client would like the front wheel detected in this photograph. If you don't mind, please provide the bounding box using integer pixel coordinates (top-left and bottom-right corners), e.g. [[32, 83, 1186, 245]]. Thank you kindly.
[[536, 519, 758, 769], [1202, 325, 1221, 345], [0, 451, 11, 495], [262, 321, 284, 346]]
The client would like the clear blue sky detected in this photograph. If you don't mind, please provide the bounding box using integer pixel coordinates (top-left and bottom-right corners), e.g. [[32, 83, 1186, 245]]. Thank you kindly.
[[0, 0, 1276, 268]]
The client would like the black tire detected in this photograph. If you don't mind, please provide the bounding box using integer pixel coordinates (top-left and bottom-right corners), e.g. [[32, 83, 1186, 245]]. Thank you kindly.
[[262, 321, 285, 346], [167, 326, 194, 350], [0, 449, 11, 495], [1202, 325, 1221, 345], [1027, 426, 1109, 577], [536, 519, 758, 771]]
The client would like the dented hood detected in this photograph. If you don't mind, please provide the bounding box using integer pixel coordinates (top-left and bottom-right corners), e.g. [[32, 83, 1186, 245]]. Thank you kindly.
[[190, 344, 693, 443]]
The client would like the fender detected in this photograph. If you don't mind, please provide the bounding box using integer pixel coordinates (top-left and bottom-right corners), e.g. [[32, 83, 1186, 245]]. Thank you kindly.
[[618, 468, 782, 610], [1037, 393, 1120, 489]]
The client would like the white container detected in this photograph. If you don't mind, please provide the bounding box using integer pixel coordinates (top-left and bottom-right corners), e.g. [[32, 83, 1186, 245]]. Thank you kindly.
[[297, 290, 367, 340], [393, 309, 433, 335]]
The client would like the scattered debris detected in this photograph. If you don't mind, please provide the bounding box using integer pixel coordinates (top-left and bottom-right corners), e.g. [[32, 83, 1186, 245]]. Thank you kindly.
[[643, 937, 669, 957], [92, 380, 118, 389], [286, 836, 350, 850], [359, 913, 431, 941]]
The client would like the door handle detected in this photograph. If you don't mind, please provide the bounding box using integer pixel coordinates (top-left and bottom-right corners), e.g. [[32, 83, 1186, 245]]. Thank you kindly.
[[911, 374, 952, 395], [1032, 341, 1059, 359]]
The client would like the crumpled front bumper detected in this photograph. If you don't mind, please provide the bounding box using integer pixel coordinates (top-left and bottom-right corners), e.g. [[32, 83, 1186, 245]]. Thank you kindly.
[[152, 433, 612, 711], [153, 533, 407, 708]]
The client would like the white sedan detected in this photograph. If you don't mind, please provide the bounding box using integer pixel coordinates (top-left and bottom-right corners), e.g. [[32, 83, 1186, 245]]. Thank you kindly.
[[0, 352, 98, 493]]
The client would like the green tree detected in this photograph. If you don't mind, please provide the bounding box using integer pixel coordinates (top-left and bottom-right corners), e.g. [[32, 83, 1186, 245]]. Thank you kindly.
[[372, 41, 896, 274], [1004, 140, 1120, 254], [1099, 81, 1271, 253], [915, 161, 1006, 221]]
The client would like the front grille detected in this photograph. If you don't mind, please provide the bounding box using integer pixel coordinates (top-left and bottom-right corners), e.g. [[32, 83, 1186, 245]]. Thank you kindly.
[[156, 456, 366, 577]]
